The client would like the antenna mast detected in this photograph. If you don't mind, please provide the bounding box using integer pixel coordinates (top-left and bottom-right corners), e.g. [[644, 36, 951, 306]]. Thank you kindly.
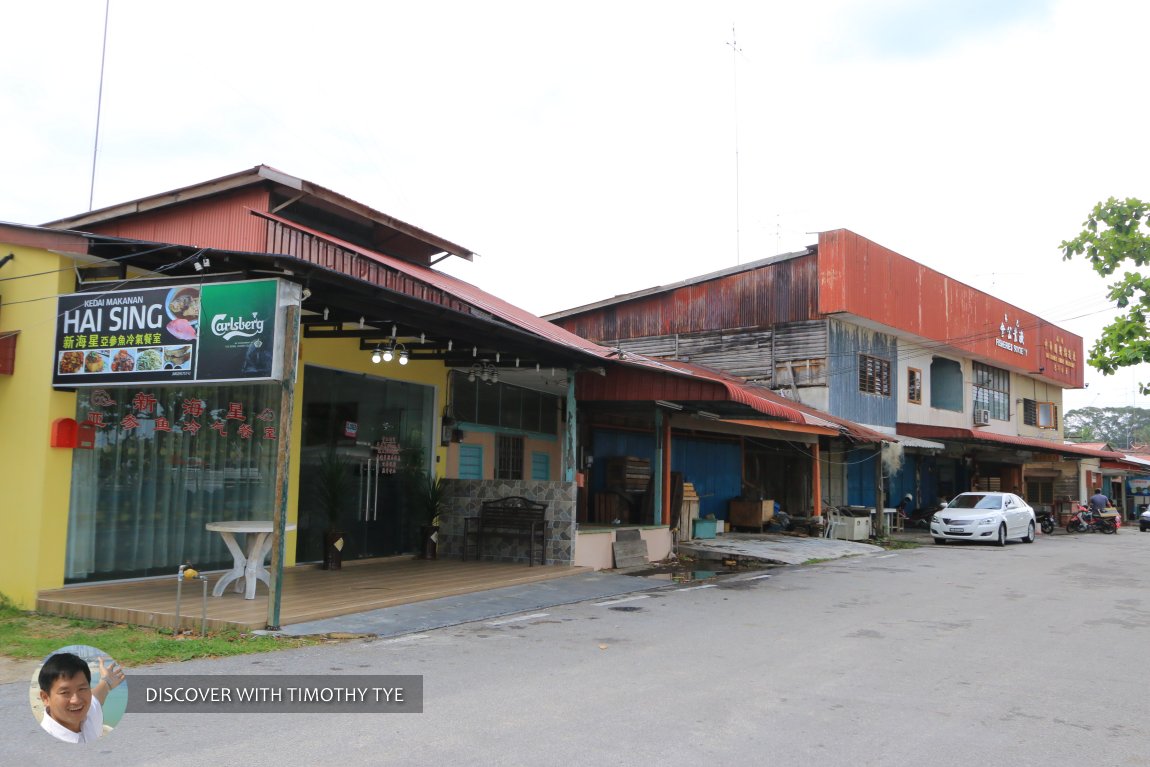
[[89, 0, 111, 211], [726, 25, 742, 265]]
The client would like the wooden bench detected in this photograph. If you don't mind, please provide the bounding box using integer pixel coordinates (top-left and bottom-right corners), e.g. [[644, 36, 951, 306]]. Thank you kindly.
[[463, 496, 548, 566]]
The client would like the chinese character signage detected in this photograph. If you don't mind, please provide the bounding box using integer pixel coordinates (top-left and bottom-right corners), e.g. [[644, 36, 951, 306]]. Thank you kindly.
[[54, 279, 294, 387]]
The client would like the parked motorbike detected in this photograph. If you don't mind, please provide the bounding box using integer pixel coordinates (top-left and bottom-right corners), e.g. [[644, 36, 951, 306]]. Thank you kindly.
[[1036, 509, 1056, 535], [1066, 505, 1117, 534], [897, 504, 939, 530]]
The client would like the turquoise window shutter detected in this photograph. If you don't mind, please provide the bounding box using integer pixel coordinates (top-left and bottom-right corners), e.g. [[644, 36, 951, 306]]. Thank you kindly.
[[459, 444, 484, 480], [531, 452, 550, 481]]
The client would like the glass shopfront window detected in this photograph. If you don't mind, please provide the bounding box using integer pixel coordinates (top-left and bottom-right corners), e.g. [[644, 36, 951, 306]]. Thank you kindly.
[[66, 383, 281, 583]]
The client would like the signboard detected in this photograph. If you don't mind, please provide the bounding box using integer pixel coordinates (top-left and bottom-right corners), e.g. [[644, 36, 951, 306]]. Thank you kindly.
[[53, 279, 292, 387], [1128, 478, 1150, 496]]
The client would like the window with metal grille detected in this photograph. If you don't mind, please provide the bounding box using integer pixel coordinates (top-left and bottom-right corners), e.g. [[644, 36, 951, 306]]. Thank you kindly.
[[496, 435, 524, 480], [858, 354, 891, 396], [1023, 399, 1058, 429], [907, 367, 922, 404], [972, 362, 1010, 421]]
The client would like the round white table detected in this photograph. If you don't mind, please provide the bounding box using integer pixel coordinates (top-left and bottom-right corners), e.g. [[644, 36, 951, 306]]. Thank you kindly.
[[205, 521, 297, 600]]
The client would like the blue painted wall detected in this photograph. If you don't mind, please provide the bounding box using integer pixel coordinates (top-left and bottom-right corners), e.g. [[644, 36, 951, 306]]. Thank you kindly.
[[671, 436, 742, 520], [846, 446, 880, 506], [590, 429, 742, 520], [828, 320, 898, 427], [886, 454, 939, 510]]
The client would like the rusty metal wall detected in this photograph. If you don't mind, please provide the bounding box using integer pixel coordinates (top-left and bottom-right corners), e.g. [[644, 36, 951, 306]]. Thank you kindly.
[[577, 365, 731, 404], [556, 253, 820, 341], [80, 187, 269, 252], [818, 230, 1084, 388]]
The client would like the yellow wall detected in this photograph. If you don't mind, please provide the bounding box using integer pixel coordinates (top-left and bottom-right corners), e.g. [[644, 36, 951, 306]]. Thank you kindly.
[[0, 244, 78, 606], [0, 261, 454, 602]]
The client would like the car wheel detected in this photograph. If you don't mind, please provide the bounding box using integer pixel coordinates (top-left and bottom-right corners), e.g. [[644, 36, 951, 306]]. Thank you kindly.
[[1141, 524, 1149, 532], [1022, 521, 1035, 543], [933, 537, 946, 545], [995, 524, 1007, 547]]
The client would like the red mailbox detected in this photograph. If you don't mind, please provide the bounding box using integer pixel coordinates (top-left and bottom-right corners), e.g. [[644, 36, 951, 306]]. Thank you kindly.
[[50, 418, 96, 449], [50, 418, 78, 448]]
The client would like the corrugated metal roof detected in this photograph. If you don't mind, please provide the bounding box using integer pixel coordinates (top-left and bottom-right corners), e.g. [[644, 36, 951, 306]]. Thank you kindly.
[[45, 165, 477, 262], [579, 356, 887, 443], [254, 210, 612, 361], [897, 423, 1141, 462], [544, 247, 814, 321], [261, 213, 884, 442], [864, 424, 945, 450]]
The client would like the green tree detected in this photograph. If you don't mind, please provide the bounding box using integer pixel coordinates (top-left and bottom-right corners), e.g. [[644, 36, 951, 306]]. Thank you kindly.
[[1064, 406, 1150, 448], [1061, 197, 1150, 392]]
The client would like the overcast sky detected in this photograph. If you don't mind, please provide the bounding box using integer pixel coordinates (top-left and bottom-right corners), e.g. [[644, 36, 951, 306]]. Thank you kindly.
[[2, 0, 1148, 413]]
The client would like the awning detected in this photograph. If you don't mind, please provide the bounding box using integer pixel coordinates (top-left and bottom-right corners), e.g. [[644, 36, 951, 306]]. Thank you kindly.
[[719, 418, 839, 439], [1102, 459, 1150, 474], [864, 424, 944, 450], [578, 358, 889, 443], [897, 423, 1145, 464]]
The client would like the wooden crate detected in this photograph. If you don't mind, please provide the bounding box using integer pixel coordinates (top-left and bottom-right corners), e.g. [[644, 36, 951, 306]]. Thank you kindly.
[[605, 457, 651, 493]]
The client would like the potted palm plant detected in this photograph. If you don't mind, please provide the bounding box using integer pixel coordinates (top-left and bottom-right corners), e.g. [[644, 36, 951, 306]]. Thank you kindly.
[[315, 449, 351, 570], [416, 473, 448, 559]]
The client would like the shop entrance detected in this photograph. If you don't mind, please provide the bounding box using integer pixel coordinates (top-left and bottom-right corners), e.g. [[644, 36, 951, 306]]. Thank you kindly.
[[297, 365, 434, 563]]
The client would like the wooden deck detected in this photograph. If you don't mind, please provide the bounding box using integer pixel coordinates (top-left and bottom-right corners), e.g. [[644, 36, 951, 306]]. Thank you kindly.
[[37, 558, 587, 632]]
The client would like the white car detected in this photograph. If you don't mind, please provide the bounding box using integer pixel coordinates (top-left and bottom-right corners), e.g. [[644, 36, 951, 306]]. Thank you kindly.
[[1140, 508, 1150, 533], [930, 491, 1036, 546]]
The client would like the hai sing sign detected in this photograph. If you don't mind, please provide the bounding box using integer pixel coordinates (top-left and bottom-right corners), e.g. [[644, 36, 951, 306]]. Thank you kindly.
[[53, 279, 296, 387]]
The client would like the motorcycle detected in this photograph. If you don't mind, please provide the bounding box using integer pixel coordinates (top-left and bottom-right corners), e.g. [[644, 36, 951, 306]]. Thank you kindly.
[[897, 503, 940, 530], [1066, 505, 1117, 534], [1036, 509, 1056, 535]]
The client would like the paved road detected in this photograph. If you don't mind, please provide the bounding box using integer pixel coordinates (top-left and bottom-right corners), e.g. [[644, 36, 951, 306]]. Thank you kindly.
[[4, 530, 1149, 766]]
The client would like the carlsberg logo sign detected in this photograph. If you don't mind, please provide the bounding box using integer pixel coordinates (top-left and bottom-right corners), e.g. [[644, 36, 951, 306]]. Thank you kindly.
[[211, 313, 266, 340]]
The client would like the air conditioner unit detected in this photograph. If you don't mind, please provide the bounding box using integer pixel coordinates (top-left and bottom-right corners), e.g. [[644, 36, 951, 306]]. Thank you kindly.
[[973, 409, 990, 426]]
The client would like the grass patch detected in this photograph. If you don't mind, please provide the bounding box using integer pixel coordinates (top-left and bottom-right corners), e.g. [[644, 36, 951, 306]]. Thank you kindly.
[[878, 539, 921, 550], [802, 557, 833, 565], [0, 594, 320, 666]]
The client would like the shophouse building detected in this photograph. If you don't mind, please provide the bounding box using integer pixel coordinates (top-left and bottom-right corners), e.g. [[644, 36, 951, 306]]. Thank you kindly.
[[0, 168, 886, 623], [549, 229, 1148, 523]]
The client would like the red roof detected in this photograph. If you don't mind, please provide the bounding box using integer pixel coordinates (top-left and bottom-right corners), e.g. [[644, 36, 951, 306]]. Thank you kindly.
[[255, 211, 886, 442], [897, 424, 1148, 467], [578, 357, 887, 442], [254, 209, 611, 361]]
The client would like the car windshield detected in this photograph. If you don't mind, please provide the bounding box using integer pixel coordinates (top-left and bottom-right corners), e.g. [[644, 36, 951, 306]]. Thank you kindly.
[[949, 494, 1002, 510]]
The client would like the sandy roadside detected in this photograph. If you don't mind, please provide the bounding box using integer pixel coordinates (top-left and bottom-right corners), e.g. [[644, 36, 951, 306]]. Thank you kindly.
[[0, 656, 38, 685]]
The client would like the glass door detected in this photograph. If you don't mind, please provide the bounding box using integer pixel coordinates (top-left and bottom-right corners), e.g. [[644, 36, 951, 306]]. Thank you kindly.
[[297, 365, 434, 563]]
